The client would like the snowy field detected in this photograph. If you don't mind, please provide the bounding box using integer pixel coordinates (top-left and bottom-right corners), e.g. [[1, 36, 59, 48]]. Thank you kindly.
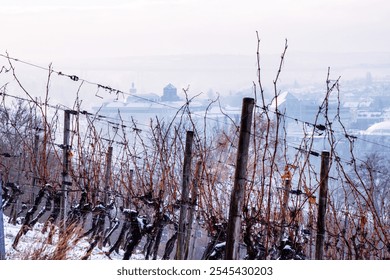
[[2, 214, 144, 260]]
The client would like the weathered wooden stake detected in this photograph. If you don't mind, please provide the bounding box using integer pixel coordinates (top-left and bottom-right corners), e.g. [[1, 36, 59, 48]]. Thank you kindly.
[[225, 97, 255, 260], [0, 174, 6, 260], [104, 146, 113, 204], [127, 169, 134, 208], [176, 130, 194, 260], [184, 160, 202, 259], [279, 165, 292, 243], [10, 152, 23, 225], [60, 110, 71, 230], [30, 133, 39, 204], [315, 150, 330, 260]]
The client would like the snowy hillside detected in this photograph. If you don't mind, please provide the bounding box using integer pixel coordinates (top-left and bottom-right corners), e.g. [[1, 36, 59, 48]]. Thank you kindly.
[[2, 214, 144, 260]]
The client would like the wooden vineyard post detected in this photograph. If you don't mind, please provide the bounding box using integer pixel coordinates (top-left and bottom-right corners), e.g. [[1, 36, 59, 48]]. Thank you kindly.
[[315, 151, 330, 260], [104, 146, 113, 205], [176, 130, 194, 260], [225, 97, 255, 260], [279, 165, 292, 243], [60, 110, 77, 231], [0, 174, 6, 260], [30, 133, 39, 204], [184, 160, 202, 259]]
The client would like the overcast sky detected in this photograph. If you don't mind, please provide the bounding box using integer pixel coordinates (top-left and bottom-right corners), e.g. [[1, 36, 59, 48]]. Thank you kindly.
[[1, 0, 389, 59], [0, 0, 389, 106]]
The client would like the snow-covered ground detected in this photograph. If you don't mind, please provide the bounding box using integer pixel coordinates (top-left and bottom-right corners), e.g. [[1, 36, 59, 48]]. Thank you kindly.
[[2, 214, 144, 260]]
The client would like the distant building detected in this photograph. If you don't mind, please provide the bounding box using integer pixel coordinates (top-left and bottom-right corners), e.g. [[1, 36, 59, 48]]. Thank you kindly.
[[270, 91, 319, 122], [161, 83, 180, 102], [95, 83, 209, 126], [130, 82, 137, 95], [269, 91, 352, 138]]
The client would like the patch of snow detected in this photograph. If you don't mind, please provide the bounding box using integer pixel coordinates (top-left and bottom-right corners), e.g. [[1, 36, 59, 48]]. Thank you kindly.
[[215, 242, 226, 248], [283, 244, 292, 250], [2, 214, 145, 260]]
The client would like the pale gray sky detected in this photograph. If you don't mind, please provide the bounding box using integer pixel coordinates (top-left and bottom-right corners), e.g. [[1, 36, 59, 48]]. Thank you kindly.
[[1, 0, 389, 59], [1, 0, 389, 107]]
